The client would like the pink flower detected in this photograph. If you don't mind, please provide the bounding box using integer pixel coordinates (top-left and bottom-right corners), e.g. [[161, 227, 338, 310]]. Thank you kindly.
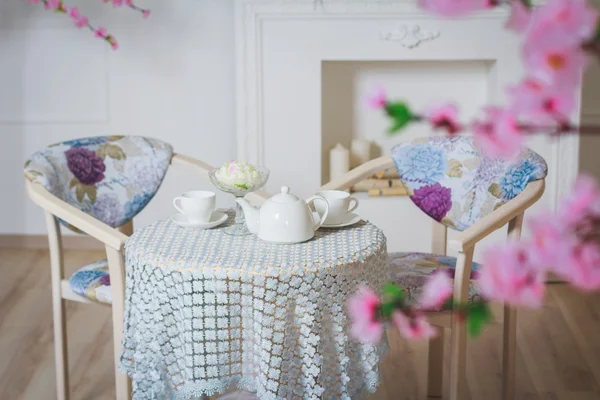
[[142, 10, 151, 18], [559, 174, 600, 225], [559, 243, 600, 292], [523, 32, 587, 89], [418, 0, 493, 17], [505, 1, 532, 33], [76, 16, 89, 28], [45, 0, 60, 10], [424, 102, 462, 135], [69, 7, 80, 19], [478, 242, 546, 308], [472, 106, 523, 159], [418, 270, 453, 310], [95, 27, 107, 38], [507, 77, 576, 124], [365, 86, 387, 110], [528, 213, 572, 269], [348, 286, 384, 344], [105, 35, 119, 50], [112, 0, 124, 7], [526, 0, 598, 47], [392, 311, 437, 340]]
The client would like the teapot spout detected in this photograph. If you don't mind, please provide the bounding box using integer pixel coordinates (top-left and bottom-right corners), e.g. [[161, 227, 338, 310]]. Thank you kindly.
[[235, 197, 260, 234]]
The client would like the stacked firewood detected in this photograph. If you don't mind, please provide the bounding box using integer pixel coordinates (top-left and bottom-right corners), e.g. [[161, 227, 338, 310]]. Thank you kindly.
[[350, 168, 408, 197]]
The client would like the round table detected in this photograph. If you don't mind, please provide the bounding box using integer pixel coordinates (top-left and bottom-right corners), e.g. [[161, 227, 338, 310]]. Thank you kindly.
[[119, 211, 389, 400]]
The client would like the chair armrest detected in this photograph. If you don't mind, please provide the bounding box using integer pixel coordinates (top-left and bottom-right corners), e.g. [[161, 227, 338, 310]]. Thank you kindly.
[[170, 153, 270, 203], [449, 179, 545, 252], [26, 181, 128, 251], [319, 156, 395, 191]]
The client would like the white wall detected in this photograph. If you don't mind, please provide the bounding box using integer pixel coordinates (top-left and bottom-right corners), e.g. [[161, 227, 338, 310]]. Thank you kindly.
[[0, 0, 237, 234]]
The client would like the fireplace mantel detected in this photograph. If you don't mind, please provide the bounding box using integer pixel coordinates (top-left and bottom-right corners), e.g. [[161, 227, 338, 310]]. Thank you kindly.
[[234, 0, 580, 252]]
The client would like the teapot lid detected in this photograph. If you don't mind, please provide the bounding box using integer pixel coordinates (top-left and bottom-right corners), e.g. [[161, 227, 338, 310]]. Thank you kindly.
[[270, 186, 300, 204]]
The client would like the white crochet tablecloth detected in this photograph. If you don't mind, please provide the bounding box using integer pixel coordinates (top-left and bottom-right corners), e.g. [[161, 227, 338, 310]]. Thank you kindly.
[[119, 211, 389, 400]]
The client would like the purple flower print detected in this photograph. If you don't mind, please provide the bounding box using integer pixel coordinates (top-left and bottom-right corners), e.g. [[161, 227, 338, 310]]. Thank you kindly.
[[411, 183, 452, 222], [99, 274, 110, 286], [65, 147, 106, 185]]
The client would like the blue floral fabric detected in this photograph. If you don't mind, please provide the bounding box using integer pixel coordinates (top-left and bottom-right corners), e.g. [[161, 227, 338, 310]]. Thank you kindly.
[[69, 259, 112, 304], [392, 136, 547, 231], [24, 136, 173, 231]]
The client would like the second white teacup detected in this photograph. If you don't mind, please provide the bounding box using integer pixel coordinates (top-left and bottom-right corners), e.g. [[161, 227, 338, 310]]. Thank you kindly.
[[314, 190, 359, 225], [173, 191, 216, 224]]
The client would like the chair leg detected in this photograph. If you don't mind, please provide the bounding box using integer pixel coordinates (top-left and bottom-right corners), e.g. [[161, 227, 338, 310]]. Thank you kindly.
[[502, 214, 522, 400], [449, 248, 473, 400], [52, 294, 69, 400], [427, 327, 444, 398], [45, 212, 69, 400], [502, 305, 517, 400], [449, 318, 467, 400], [106, 246, 132, 400]]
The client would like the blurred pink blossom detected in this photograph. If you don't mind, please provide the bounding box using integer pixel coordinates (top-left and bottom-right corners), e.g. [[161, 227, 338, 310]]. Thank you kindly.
[[45, 0, 60, 10], [559, 174, 600, 225], [366, 87, 387, 110], [505, 1, 531, 33], [107, 35, 119, 50], [348, 286, 383, 344], [507, 77, 576, 124], [424, 103, 462, 135], [472, 107, 523, 159], [479, 242, 546, 308], [524, 32, 587, 88], [95, 27, 108, 38], [143, 10, 151, 18], [559, 243, 600, 291], [418, 0, 493, 17], [418, 270, 453, 310], [526, 0, 598, 47], [528, 214, 571, 269], [392, 311, 437, 340]]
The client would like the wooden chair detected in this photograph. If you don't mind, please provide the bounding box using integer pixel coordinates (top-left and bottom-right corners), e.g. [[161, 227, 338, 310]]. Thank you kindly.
[[24, 136, 267, 400], [319, 136, 547, 400]]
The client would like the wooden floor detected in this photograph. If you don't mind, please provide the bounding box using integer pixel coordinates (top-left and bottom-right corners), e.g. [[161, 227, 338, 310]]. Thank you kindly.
[[2, 248, 600, 400]]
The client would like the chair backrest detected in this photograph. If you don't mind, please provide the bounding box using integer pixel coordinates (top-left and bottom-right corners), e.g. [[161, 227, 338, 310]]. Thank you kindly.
[[392, 136, 547, 231], [24, 135, 173, 231]]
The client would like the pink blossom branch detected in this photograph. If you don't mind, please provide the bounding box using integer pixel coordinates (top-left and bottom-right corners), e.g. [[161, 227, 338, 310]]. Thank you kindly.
[[100, 0, 151, 19], [30, 0, 151, 49]]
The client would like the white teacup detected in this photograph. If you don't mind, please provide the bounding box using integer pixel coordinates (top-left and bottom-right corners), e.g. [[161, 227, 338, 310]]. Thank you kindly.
[[314, 190, 359, 225], [173, 191, 216, 224]]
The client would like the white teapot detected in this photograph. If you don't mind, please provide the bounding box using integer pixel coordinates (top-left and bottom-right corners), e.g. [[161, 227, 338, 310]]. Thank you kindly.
[[235, 186, 329, 244]]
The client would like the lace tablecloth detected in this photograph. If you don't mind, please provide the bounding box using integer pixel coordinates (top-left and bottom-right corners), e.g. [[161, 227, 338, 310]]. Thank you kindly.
[[120, 211, 389, 400]]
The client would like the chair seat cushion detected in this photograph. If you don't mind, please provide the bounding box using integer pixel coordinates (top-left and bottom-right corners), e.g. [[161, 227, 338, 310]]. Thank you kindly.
[[69, 259, 112, 304], [388, 252, 482, 309]]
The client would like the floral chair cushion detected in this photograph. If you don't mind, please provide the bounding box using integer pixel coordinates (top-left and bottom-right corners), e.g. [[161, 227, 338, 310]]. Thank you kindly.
[[24, 136, 173, 231], [69, 259, 112, 304], [392, 136, 547, 231], [389, 252, 482, 309]]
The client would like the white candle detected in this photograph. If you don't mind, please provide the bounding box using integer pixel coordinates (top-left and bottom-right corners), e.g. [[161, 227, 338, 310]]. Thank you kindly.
[[351, 138, 371, 168], [329, 143, 350, 182]]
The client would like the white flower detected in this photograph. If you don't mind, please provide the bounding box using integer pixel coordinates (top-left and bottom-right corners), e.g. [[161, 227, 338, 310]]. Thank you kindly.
[[215, 161, 263, 190]]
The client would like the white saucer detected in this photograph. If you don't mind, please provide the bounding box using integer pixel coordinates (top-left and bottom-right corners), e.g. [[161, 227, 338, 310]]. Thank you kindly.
[[321, 212, 362, 228], [170, 211, 228, 229]]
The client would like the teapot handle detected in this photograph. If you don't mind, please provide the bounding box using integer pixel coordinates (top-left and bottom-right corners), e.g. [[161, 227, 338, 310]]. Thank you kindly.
[[307, 195, 329, 230]]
